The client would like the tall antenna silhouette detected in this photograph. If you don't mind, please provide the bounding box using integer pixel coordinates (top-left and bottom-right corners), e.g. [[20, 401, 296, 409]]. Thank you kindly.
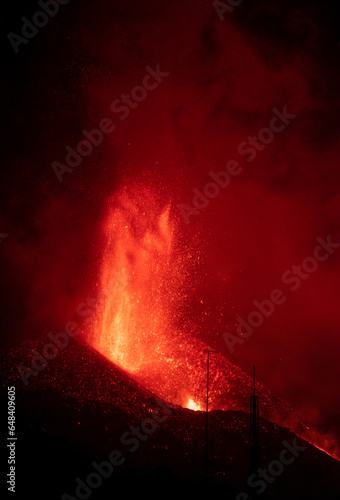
[[250, 365, 259, 471], [204, 350, 218, 480]]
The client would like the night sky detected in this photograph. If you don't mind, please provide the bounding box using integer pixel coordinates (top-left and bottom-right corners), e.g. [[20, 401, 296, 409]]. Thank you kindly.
[[1, 0, 340, 450]]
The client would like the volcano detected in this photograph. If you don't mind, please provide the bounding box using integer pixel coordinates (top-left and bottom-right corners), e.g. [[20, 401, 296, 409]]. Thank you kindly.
[[82, 184, 338, 461], [2, 186, 338, 499], [1, 337, 340, 499]]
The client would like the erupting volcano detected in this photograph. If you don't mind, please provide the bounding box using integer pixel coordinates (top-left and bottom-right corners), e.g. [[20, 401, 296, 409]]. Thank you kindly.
[[86, 184, 337, 460], [2, 0, 340, 496], [1, 186, 339, 498], [89, 184, 208, 410]]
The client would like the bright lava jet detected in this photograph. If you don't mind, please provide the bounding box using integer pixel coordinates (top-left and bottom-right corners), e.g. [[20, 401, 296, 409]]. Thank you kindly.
[[87, 184, 338, 460]]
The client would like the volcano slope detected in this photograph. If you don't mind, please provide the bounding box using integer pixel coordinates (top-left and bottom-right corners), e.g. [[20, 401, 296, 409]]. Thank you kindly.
[[1, 337, 339, 499]]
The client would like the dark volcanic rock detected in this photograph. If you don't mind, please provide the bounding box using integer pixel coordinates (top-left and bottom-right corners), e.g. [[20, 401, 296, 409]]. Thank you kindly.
[[1, 338, 339, 499]]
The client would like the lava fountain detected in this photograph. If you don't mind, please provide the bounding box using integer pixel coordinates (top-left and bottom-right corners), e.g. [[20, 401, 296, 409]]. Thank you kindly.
[[89, 184, 204, 409], [89, 184, 281, 414], [87, 184, 338, 459]]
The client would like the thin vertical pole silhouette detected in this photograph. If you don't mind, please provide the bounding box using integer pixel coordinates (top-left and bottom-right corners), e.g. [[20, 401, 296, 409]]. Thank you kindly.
[[250, 365, 259, 471], [205, 350, 218, 479]]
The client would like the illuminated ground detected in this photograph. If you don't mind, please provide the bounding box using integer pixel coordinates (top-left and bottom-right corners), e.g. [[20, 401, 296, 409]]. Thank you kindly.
[[1, 338, 339, 499]]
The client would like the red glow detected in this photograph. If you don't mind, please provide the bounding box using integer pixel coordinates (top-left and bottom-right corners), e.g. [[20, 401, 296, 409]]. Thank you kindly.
[[88, 184, 338, 459], [87, 184, 282, 413], [89, 184, 208, 408]]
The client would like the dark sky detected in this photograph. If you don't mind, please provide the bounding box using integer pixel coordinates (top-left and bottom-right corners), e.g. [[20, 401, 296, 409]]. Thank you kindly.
[[1, 0, 340, 445]]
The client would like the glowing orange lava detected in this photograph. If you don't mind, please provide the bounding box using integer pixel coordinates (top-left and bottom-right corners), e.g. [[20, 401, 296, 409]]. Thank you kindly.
[[88, 185, 284, 412], [87, 185, 338, 460], [186, 398, 202, 411], [90, 186, 197, 406], [90, 185, 217, 409]]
